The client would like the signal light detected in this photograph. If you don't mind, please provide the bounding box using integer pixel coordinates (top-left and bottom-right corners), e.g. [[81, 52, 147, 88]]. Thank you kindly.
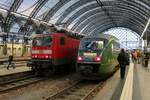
[[78, 56, 83, 61]]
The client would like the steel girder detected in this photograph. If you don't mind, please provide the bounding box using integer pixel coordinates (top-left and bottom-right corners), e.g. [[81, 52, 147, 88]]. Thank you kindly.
[[89, 23, 114, 35], [9, 0, 23, 12], [17, 0, 49, 36], [43, 0, 71, 22], [91, 23, 140, 36], [64, 1, 148, 29], [1, 0, 150, 37], [74, 9, 145, 33], [74, 12, 106, 32], [46, 0, 150, 35], [88, 17, 142, 33], [55, 0, 97, 24], [82, 17, 142, 35], [72, 4, 147, 31], [91, 19, 143, 34], [29, 0, 49, 18], [62, 1, 116, 27], [78, 11, 145, 33], [81, 16, 142, 35], [90, 19, 148, 35], [2, 0, 23, 33]]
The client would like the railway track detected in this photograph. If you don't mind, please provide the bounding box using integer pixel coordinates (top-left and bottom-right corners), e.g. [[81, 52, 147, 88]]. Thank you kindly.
[[45, 67, 119, 100], [0, 71, 45, 93], [0, 61, 28, 69], [46, 80, 105, 100], [0, 71, 33, 84], [0, 76, 44, 93]]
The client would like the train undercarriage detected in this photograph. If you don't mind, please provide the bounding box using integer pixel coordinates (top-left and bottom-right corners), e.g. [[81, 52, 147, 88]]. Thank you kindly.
[[27, 59, 75, 76]]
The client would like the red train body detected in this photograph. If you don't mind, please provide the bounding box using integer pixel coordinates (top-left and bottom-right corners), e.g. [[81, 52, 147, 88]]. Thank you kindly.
[[28, 33, 80, 74]]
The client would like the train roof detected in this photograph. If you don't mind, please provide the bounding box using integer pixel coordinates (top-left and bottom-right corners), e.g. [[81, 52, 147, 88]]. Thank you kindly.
[[82, 34, 119, 41]]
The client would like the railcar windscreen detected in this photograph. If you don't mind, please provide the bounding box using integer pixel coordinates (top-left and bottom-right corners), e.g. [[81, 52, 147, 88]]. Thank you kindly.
[[80, 40, 104, 51], [32, 36, 52, 46]]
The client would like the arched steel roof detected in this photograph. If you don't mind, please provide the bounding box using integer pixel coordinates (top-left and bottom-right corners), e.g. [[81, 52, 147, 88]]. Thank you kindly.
[[0, 0, 150, 38]]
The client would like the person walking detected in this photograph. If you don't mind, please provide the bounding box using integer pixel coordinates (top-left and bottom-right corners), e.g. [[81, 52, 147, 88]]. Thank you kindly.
[[117, 49, 129, 79], [7, 55, 14, 70]]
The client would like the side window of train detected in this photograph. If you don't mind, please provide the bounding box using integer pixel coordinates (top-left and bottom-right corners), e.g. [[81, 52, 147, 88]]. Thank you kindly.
[[60, 37, 65, 46]]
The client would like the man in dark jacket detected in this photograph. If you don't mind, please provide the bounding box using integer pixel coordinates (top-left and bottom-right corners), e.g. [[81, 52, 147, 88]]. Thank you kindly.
[[144, 51, 149, 67], [117, 49, 129, 79]]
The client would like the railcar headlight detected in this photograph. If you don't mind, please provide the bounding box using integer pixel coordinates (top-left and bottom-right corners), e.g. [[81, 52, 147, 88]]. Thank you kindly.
[[77, 56, 83, 61], [94, 56, 101, 62]]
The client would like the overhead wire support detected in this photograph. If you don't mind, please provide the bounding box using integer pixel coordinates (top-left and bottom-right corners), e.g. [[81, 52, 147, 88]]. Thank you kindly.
[[96, 0, 117, 27]]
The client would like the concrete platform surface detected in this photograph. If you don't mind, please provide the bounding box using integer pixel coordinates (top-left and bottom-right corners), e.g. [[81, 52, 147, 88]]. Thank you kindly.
[[133, 63, 150, 100], [93, 70, 128, 100], [94, 62, 150, 100], [0, 66, 31, 76]]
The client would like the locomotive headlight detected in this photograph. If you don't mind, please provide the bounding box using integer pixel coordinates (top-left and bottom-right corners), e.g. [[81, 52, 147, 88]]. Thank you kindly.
[[34, 55, 37, 58], [45, 55, 49, 58]]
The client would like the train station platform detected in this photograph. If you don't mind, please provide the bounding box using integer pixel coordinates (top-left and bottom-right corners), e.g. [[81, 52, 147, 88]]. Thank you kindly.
[[0, 66, 31, 76], [0, 57, 30, 62], [94, 61, 150, 100]]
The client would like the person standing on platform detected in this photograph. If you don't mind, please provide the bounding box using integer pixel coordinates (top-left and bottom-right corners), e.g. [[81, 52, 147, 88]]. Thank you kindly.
[[144, 51, 149, 67], [131, 50, 137, 62], [7, 55, 14, 70], [117, 49, 129, 79], [137, 50, 141, 64]]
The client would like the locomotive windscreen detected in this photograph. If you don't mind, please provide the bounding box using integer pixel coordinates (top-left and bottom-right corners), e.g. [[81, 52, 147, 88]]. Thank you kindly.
[[32, 36, 52, 46]]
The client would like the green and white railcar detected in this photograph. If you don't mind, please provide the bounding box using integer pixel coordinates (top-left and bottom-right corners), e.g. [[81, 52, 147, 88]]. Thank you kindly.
[[77, 34, 120, 80]]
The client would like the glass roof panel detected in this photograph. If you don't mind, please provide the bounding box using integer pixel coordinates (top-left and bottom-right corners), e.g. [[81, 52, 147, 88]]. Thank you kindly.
[[35, 0, 59, 20], [62, 1, 96, 23], [68, 7, 101, 30], [10, 23, 20, 33], [104, 27, 143, 49], [17, 0, 38, 16], [0, 0, 14, 10], [49, 0, 80, 24]]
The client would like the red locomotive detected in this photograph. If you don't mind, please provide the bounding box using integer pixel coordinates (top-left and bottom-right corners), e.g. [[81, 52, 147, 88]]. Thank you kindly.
[[28, 32, 80, 75]]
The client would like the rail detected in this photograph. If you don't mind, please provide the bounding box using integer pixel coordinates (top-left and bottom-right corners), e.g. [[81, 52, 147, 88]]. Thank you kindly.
[[120, 63, 134, 100]]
